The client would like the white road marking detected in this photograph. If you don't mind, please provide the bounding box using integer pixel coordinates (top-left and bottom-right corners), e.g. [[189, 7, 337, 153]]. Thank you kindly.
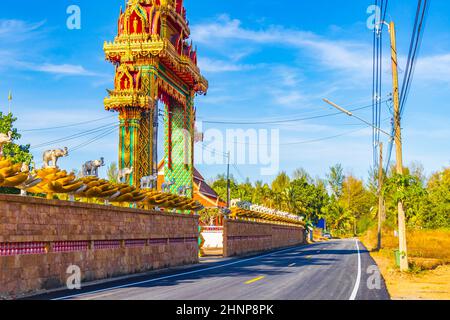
[[349, 239, 362, 300], [52, 245, 306, 300]]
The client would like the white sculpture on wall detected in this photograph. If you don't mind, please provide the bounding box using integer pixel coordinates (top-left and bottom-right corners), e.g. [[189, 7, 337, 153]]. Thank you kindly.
[[140, 174, 157, 189], [82, 157, 105, 177], [0, 131, 13, 156], [117, 167, 133, 183], [42, 147, 69, 168]]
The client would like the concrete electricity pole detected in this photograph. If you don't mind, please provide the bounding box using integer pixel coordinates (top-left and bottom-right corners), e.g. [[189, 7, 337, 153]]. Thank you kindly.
[[323, 20, 409, 271], [388, 21, 409, 271], [377, 142, 385, 251]]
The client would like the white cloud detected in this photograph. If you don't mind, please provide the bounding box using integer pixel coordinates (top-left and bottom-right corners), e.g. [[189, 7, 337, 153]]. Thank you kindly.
[[0, 19, 101, 78], [192, 15, 372, 74], [0, 19, 46, 42], [32, 63, 98, 76], [415, 53, 450, 84], [194, 15, 450, 88], [198, 57, 255, 73]]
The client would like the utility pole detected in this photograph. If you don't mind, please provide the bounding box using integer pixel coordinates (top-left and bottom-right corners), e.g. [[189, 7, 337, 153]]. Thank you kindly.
[[377, 142, 385, 251], [389, 21, 408, 271], [226, 152, 231, 208]]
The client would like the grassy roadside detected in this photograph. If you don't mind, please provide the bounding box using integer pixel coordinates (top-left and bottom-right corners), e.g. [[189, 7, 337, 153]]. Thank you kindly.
[[360, 227, 450, 300]]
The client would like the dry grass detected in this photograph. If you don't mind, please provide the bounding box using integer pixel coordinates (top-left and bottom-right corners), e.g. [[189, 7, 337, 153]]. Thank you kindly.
[[360, 227, 450, 268], [360, 227, 450, 300], [369, 250, 450, 300]]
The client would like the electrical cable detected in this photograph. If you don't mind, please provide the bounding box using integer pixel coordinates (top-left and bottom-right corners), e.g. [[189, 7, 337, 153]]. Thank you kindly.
[[20, 115, 116, 132], [70, 126, 119, 153], [384, 0, 429, 171], [201, 102, 383, 125], [30, 123, 118, 150]]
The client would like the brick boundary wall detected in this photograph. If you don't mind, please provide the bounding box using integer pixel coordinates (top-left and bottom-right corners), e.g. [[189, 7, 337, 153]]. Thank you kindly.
[[0, 195, 199, 299], [223, 219, 305, 257]]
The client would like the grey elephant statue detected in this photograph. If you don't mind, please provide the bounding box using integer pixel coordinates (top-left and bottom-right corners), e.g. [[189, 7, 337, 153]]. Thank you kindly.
[[140, 174, 157, 189], [82, 157, 105, 177], [177, 185, 193, 196], [161, 178, 175, 193], [43, 147, 68, 168]]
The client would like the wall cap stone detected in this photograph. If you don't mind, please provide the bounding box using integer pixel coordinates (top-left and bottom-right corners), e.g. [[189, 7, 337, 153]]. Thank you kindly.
[[0, 194, 199, 220]]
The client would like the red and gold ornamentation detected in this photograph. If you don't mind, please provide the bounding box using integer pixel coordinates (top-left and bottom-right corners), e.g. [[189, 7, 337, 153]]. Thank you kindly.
[[104, 0, 208, 191]]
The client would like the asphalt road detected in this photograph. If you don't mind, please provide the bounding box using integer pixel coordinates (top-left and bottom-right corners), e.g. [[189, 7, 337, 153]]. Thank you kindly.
[[34, 239, 390, 300]]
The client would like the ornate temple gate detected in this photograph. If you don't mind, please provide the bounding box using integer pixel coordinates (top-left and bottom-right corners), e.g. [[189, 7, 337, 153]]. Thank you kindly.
[[104, 0, 208, 197]]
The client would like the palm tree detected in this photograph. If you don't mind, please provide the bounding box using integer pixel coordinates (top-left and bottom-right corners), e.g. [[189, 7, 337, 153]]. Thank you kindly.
[[261, 184, 274, 208], [283, 186, 298, 213], [252, 180, 263, 204], [107, 162, 118, 183], [273, 190, 284, 211], [327, 164, 345, 198]]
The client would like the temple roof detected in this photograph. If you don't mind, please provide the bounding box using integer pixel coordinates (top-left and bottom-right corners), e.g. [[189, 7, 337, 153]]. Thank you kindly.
[[104, 0, 208, 112]]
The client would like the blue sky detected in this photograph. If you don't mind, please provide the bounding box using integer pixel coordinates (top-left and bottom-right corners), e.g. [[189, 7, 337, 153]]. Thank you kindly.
[[1, 0, 449, 183]]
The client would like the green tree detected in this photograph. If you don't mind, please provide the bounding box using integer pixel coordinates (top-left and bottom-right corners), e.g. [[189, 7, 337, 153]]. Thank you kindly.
[[0, 112, 33, 194], [211, 174, 238, 202], [272, 172, 290, 193], [236, 179, 254, 202], [271, 172, 290, 209], [383, 172, 427, 227], [0, 112, 32, 164], [321, 200, 353, 236], [282, 186, 300, 214], [252, 180, 264, 204], [340, 175, 373, 235], [260, 183, 274, 208], [106, 162, 119, 183], [423, 167, 450, 228], [292, 167, 312, 183], [199, 208, 221, 226], [327, 164, 345, 198]]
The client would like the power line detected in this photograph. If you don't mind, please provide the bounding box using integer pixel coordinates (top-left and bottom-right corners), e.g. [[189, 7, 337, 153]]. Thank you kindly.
[[372, 0, 389, 170], [197, 97, 375, 123], [385, 0, 429, 171], [399, 0, 429, 115], [20, 115, 116, 132], [30, 123, 117, 150], [222, 117, 390, 147], [201, 102, 383, 125], [70, 126, 119, 153], [232, 164, 246, 182]]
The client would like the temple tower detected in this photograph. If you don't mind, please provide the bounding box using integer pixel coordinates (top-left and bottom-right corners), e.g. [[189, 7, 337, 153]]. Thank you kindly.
[[104, 0, 208, 197]]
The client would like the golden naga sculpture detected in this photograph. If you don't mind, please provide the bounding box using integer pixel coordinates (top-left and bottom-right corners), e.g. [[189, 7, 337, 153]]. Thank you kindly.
[[26, 167, 85, 199], [229, 203, 305, 226], [77, 176, 146, 203], [0, 155, 202, 212], [142, 189, 203, 211], [0, 158, 31, 188]]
